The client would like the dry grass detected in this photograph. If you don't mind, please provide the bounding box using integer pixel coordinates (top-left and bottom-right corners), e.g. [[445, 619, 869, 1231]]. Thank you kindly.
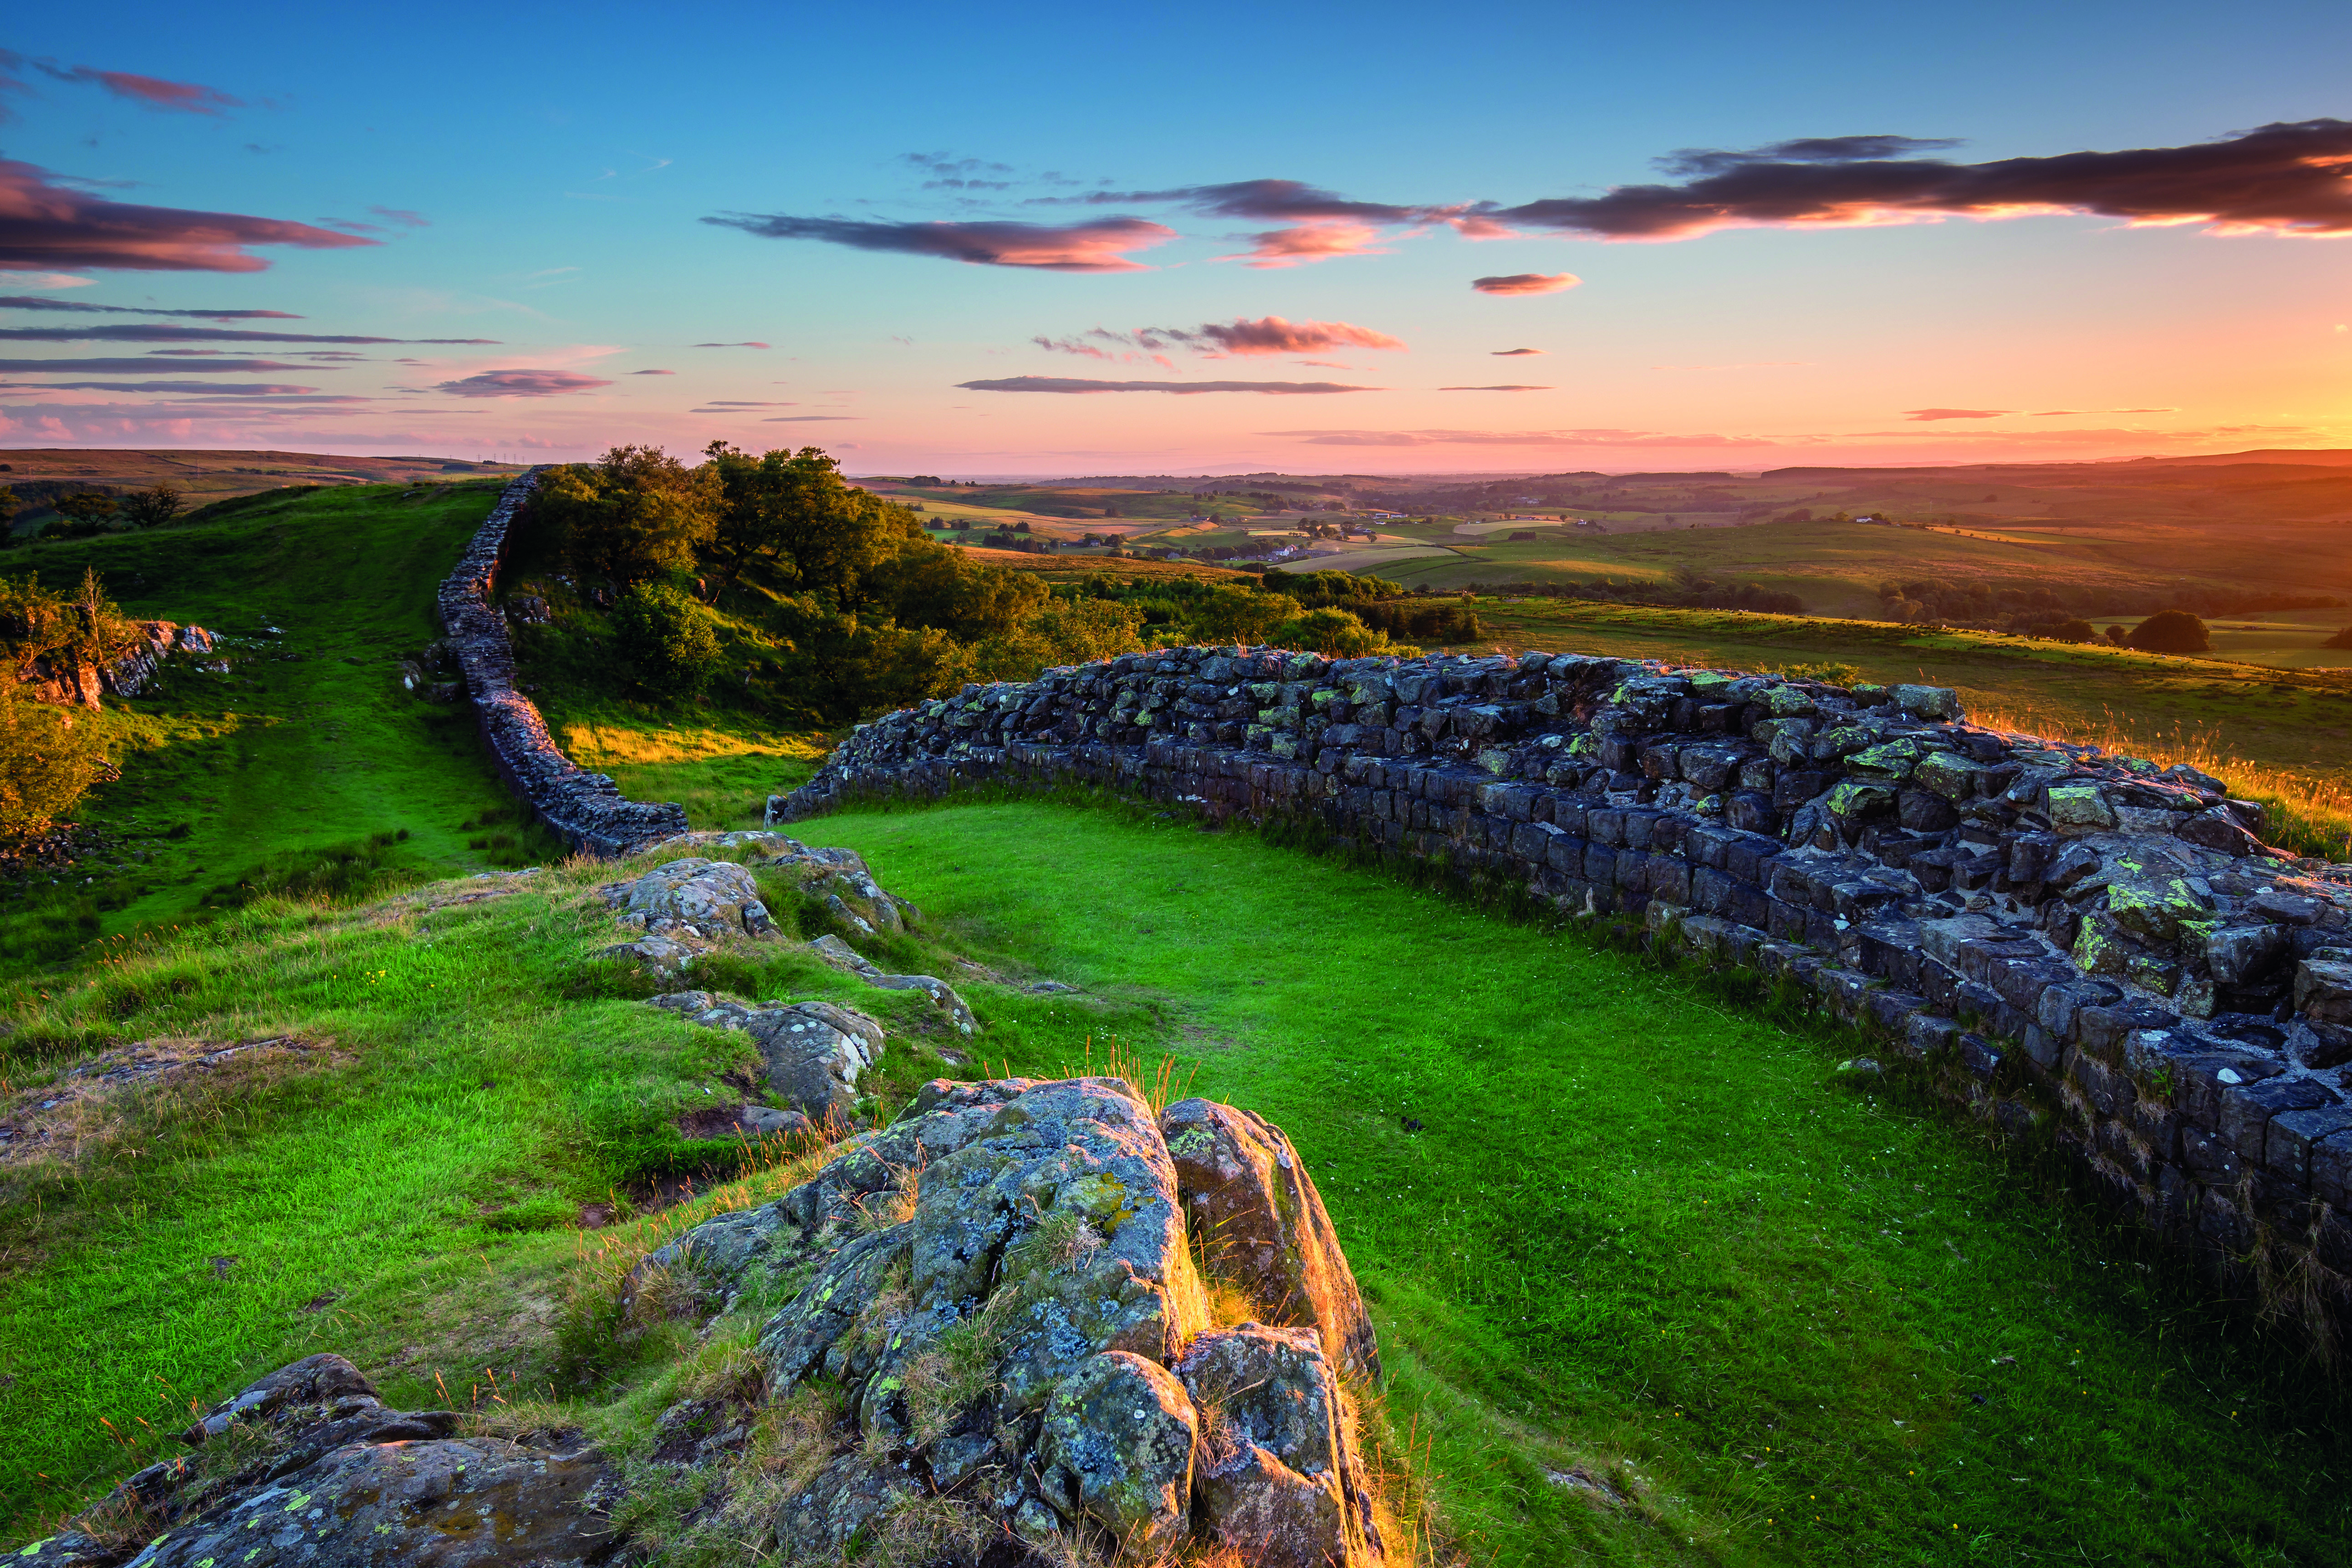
[[1057, 1036, 1197, 1117]]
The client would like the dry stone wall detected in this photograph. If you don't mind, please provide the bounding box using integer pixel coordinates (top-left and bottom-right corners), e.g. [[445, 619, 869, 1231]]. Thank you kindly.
[[437, 468, 688, 856], [773, 645, 2352, 1323]]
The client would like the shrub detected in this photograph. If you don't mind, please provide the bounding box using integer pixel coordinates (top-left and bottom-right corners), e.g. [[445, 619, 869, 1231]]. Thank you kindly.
[[0, 679, 106, 842], [2053, 618, 2098, 643], [1271, 606, 1389, 657], [2125, 609, 2211, 654], [612, 582, 724, 695], [2324, 624, 2352, 650]]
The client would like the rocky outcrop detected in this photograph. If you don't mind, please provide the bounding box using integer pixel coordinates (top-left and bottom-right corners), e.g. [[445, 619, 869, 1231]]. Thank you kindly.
[[770, 646, 2352, 1329], [597, 833, 979, 1035], [16, 620, 214, 708], [647, 1075, 1382, 1564], [436, 469, 689, 856], [649, 989, 884, 1122], [16, 1354, 620, 1567]]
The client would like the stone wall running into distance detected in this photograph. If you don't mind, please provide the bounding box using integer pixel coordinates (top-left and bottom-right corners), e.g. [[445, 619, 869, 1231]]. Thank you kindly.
[[774, 645, 2352, 1337], [437, 468, 688, 856]]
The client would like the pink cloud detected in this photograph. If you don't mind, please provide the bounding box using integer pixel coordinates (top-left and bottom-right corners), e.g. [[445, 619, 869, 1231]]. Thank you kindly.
[[1492, 347, 1545, 356], [41, 65, 242, 116], [1903, 407, 2011, 420], [1267, 426, 1773, 447], [703, 212, 1176, 272], [433, 368, 612, 397], [0, 160, 377, 272], [1471, 272, 1582, 296], [1232, 221, 1386, 267], [630, 368, 675, 375], [960, 376, 1378, 395]]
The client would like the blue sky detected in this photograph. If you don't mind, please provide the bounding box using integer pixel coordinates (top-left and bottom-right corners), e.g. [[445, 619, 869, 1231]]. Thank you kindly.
[[5, 0, 2351, 473]]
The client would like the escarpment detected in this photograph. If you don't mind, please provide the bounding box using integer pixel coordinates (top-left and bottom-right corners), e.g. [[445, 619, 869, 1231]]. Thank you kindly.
[[774, 645, 2352, 1329], [436, 468, 689, 856]]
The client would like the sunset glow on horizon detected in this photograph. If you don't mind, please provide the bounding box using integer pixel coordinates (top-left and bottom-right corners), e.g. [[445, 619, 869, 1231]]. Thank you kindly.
[[5, 2, 2352, 475]]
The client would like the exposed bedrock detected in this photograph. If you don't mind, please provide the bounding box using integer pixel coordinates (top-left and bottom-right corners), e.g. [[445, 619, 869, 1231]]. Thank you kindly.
[[436, 469, 688, 856], [645, 1075, 1383, 1565], [17, 1354, 621, 1567], [771, 645, 2352, 1333]]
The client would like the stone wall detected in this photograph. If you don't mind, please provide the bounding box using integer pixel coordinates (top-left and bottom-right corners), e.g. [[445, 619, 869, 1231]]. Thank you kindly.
[[772, 644, 2352, 1327], [437, 469, 689, 856]]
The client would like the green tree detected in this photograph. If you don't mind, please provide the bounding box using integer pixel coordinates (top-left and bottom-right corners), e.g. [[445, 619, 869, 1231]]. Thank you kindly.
[[702, 443, 922, 603], [1272, 606, 1390, 656], [0, 487, 17, 549], [0, 677, 106, 842], [1187, 584, 1300, 646], [611, 582, 724, 695], [47, 492, 117, 538], [862, 537, 1047, 641], [2125, 610, 2210, 654], [120, 482, 185, 529], [531, 446, 715, 587]]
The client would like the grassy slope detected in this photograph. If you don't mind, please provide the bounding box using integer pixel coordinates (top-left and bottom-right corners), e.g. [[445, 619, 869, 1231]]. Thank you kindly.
[[3, 810, 2344, 1565], [0, 481, 566, 980]]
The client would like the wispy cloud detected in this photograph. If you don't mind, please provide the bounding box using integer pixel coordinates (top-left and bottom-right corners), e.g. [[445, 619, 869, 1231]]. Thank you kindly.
[[0, 378, 318, 394], [1471, 273, 1581, 296], [1439, 384, 1552, 391], [1034, 315, 1405, 363], [761, 414, 862, 421], [1229, 222, 1388, 267], [1266, 426, 1773, 447], [693, 340, 770, 348], [959, 376, 1378, 394], [0, 324, 495, 343], [0, 294, 301, 319], [0, 159, 376, 272], [2031, 406, 2178, 415], [703, 212, 1176, 272], [1903, 407, 2010, 420], [1491, 120, 2352, 240], [1492, 347, 1545, 356], [368, 206, 429, 228], [432, 369, 612, 397], [629, 368, 674, 375], [27, 60, 243, 116], [0, 355, 328, 373]]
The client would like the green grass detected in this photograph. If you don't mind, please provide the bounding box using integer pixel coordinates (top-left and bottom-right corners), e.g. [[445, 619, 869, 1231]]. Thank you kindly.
[[5, 805, 2344, 1564], [0, 480, 569, 980]]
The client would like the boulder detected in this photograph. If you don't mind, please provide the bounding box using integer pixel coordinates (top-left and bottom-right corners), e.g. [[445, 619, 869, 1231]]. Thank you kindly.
[[600, 857, 775, 941], [1180, 1326, 1381, 1568], [638, 1076, 1382, 1564], [807, 934, 980, 1036], [38, 1354, 620, 1567], [1161, 1098, 1380, 1379]]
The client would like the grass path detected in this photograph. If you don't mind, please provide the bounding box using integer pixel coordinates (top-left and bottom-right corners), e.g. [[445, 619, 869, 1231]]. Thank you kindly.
[[1, 483, 565, 978]]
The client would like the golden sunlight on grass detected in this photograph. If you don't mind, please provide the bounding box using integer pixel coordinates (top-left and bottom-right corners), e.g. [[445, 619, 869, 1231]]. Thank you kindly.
[[557, 721, 830, 770]]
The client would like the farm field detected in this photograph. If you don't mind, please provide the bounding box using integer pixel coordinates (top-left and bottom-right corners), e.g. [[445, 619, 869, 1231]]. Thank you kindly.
[[0, 449, 522, 536]]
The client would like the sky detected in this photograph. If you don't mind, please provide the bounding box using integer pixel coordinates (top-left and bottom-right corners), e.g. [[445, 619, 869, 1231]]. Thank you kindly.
[[5, 0, 2352, 476]]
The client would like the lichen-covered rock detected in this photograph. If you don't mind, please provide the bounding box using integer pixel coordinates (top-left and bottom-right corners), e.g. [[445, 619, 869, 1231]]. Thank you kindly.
[[601, 857, 775, 940], [38, 1353, 620, 1567], [1161, 1098, 1379, 1379], [807, 933, 980, 1036], [651, 829, 918, 934], [640, 1076, 1379, 1564], [1180, 1326, 1380, 1568], [125, 1436, 620, 1567], [1038, 1350, 1198, 1541], [648, 990, 888, 1119]]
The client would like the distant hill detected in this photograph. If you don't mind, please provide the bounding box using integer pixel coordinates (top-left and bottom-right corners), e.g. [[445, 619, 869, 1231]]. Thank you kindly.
[[2119, 448, 2352, 468], [0, 449, 526, 534]]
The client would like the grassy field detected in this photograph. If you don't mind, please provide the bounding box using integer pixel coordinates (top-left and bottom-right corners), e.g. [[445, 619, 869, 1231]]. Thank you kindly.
[[0, 480, 566, 980], [2, 806, 2345, 1565], [0, 449, 523, 536]]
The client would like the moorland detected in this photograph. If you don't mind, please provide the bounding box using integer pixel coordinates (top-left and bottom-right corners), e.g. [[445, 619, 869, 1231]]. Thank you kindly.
[[3, 446, 2352, 1565]]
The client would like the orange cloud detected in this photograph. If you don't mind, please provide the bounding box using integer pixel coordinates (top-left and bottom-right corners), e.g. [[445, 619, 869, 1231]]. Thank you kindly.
[[960, 376, 1378, 395], [1232, 222, 1386, 267], [1904, 407, 2012, 420]]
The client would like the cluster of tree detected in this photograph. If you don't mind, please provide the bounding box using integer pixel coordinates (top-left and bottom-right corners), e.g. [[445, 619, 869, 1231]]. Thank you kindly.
[[1871, 578, 2339, 633], [0, 483, 185, 545], [514, 444, 1150, 722], [0, 570, 126, 842]]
